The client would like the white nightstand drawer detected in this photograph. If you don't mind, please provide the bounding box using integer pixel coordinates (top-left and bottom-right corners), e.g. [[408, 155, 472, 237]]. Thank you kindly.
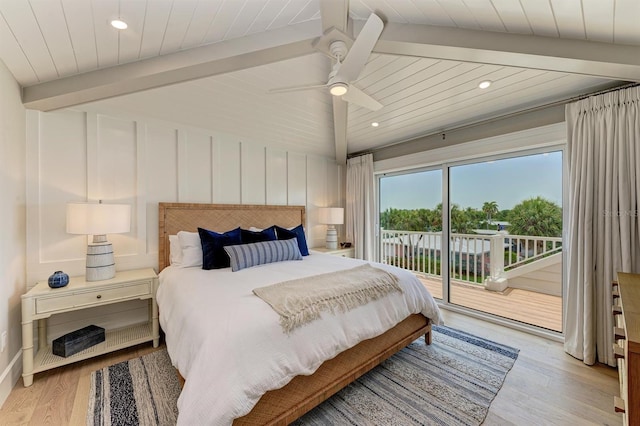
[[36, 281, 151, 314]]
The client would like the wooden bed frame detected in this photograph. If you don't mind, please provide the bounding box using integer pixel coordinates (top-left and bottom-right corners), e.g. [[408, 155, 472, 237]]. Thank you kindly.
[[158, 202, 432, 425]]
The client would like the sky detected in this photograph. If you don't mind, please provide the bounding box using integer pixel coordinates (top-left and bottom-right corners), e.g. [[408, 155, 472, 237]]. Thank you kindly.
[[379, 151, 563, 212]]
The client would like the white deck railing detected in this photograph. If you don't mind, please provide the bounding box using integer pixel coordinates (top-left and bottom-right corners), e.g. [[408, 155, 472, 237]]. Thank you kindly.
[[380, 229, 562, 288]]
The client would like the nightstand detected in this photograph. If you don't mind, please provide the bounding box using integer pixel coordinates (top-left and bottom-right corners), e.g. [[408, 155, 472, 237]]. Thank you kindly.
[[311, 247, 355, 258], [21, 268, 159, 387]]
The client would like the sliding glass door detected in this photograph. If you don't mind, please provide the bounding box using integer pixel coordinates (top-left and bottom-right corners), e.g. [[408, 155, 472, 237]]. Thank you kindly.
[[377, 149, 563, 332]]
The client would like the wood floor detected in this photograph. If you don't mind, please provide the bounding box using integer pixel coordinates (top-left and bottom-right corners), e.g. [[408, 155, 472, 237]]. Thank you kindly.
[[0, 311, 620, 425], [420, 276, 563, 332], [0, 343, 161, 426]]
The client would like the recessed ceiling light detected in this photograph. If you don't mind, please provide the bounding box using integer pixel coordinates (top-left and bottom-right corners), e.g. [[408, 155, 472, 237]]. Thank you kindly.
[[478, 80, 492, 89], [110, 19, 128, 30], [371, 122, 379, 127]]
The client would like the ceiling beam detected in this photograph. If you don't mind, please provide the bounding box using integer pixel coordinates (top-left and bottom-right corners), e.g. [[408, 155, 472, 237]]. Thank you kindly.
[[332, 97, 348, 165], [371, 22, 640, 82], [320, 0, 350, 164], [320, 0, 349, 33], [22, 21, 321, 111]]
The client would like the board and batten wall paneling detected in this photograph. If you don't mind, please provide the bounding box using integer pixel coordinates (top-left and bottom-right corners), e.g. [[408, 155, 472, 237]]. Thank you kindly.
[[33, 109, 87, 265], [241, 143, 266, 204], [145, 124, 179, 257], [26, 108, 344, 336], [213, 134, 241, 204], [307, 155, 330, 249], [287, 151, 307, 206], [178, 130, 212, 203], [94, 115, 139, 257], [266, 148, 287, 205]]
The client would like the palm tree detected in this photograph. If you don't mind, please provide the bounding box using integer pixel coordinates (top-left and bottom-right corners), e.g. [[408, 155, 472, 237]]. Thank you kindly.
[[507, 197, 562, 237], [482, 201, 499, 229]]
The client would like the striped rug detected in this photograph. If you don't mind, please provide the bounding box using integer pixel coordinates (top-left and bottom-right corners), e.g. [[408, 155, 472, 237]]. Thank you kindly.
[[87, 349, 181, 426], [87, 325, 518, 426]]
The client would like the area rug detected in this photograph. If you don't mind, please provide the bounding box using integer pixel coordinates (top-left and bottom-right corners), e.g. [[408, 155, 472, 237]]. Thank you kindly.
[[86, 349, 181, 426], [85, 325, 518, 426]]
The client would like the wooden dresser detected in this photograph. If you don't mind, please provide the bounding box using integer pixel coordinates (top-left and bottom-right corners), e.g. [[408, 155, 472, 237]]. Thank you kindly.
[[614, 272, 640, 425]]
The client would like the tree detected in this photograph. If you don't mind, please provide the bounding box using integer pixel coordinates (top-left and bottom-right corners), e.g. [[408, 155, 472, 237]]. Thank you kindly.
[[450, 204, 473, 234], [507, 197, 562, 237], [380, 208, 433, 232], [482, 201, 499, 229]]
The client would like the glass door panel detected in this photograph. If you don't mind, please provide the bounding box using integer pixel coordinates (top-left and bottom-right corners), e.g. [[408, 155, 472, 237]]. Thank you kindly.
[[379, 170, 443, 299], [448, 151, 563, 332]]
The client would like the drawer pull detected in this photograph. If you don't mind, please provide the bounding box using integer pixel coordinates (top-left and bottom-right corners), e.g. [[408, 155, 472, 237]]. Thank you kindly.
[[613, 343, 624, 359], [613, 305, 622, 316], [614, 396, 625, 413], [612, 289, 620, 299], [614, 327, 626, 340], [96, 295, 102, 299], [611, 280, 619, 288]]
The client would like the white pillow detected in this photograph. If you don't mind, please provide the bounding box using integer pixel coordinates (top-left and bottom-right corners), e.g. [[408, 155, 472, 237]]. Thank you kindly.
[[169, 235, 183, 266], [177, 231, 203, 268]]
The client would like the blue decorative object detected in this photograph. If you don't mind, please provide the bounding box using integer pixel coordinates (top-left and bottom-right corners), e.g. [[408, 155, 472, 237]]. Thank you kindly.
[[48, 271, 69, 288]]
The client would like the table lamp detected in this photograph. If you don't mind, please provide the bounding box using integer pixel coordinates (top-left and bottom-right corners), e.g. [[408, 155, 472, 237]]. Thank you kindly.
[[66, 201, 131, 281], [319, 207, 344, 250]]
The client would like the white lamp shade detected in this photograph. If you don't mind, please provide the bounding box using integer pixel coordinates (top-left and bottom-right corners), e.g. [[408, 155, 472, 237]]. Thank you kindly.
[[66, 203, 131, 235], [318, 207, 344, 225]]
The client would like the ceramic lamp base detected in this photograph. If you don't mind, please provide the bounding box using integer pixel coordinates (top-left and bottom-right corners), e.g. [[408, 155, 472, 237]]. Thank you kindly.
[[325, 226, 338, 250], [86, 241, 115, 281]]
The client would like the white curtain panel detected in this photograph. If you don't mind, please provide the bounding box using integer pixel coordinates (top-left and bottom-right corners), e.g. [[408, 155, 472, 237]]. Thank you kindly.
[[346, 154, 376, 260], [565, 86, 640, 366]]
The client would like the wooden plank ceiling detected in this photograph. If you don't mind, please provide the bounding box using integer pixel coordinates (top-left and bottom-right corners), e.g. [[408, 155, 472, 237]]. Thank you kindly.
[[1, 0, 639, 160]]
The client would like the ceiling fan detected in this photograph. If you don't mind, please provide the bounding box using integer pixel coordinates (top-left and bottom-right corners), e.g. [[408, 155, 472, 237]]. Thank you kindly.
[[269, 13, 384, 112]]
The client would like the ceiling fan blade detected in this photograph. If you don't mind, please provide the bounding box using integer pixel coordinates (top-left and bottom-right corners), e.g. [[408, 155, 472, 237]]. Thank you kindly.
[[342, 86, 383, 111], [336, 13, 383, 82], [268, 83, 328, 94]]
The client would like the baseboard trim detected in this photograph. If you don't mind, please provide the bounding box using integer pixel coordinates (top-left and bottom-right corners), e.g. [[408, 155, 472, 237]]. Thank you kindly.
[[0, 349, 22, 409]]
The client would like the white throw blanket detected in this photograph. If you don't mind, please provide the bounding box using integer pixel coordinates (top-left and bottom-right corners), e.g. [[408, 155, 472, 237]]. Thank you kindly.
[[253, 264, 403, 333], [157, 254, 443, 425]]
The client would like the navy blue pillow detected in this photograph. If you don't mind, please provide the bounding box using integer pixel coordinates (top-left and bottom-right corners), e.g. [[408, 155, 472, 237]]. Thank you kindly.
[[274, 224, 309, 256], [198, 227, 242, 270], [241, 226, 276, 244]]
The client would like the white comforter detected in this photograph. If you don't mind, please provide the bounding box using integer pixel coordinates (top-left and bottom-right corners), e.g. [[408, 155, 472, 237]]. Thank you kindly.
[[157, 253, 443, 425]]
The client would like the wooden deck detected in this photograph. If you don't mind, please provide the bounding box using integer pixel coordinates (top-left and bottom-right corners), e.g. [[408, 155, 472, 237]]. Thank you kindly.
[[418, 275, 563, 332]]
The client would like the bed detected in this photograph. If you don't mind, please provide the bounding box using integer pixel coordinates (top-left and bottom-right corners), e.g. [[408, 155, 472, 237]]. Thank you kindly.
[[156, 202, 442, 425]]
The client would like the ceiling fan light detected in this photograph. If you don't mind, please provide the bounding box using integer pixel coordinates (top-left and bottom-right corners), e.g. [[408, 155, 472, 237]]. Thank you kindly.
[[329, 82, 348, 96], [478, 80, 492, 89]]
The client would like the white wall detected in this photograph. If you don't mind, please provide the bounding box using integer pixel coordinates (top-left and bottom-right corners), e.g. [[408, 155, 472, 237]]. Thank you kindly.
[[26, 108, 344, 342], [0, 59, 26, 406]]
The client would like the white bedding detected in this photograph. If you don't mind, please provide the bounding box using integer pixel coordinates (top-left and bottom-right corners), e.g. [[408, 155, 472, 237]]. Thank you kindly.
[[157, 253, 443, 425]]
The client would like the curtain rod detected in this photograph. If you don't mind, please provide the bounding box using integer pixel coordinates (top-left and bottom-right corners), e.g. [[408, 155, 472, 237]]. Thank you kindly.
[[349, 81, 639, 160], [568, 81, 639, 102]]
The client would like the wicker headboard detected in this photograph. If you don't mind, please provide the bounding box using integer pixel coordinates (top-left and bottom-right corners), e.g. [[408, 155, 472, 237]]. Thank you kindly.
[[158, 203, 306, 272]]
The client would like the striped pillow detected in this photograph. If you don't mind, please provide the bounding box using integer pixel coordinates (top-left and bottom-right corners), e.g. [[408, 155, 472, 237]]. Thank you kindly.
[[224, 239, 302, 272]]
